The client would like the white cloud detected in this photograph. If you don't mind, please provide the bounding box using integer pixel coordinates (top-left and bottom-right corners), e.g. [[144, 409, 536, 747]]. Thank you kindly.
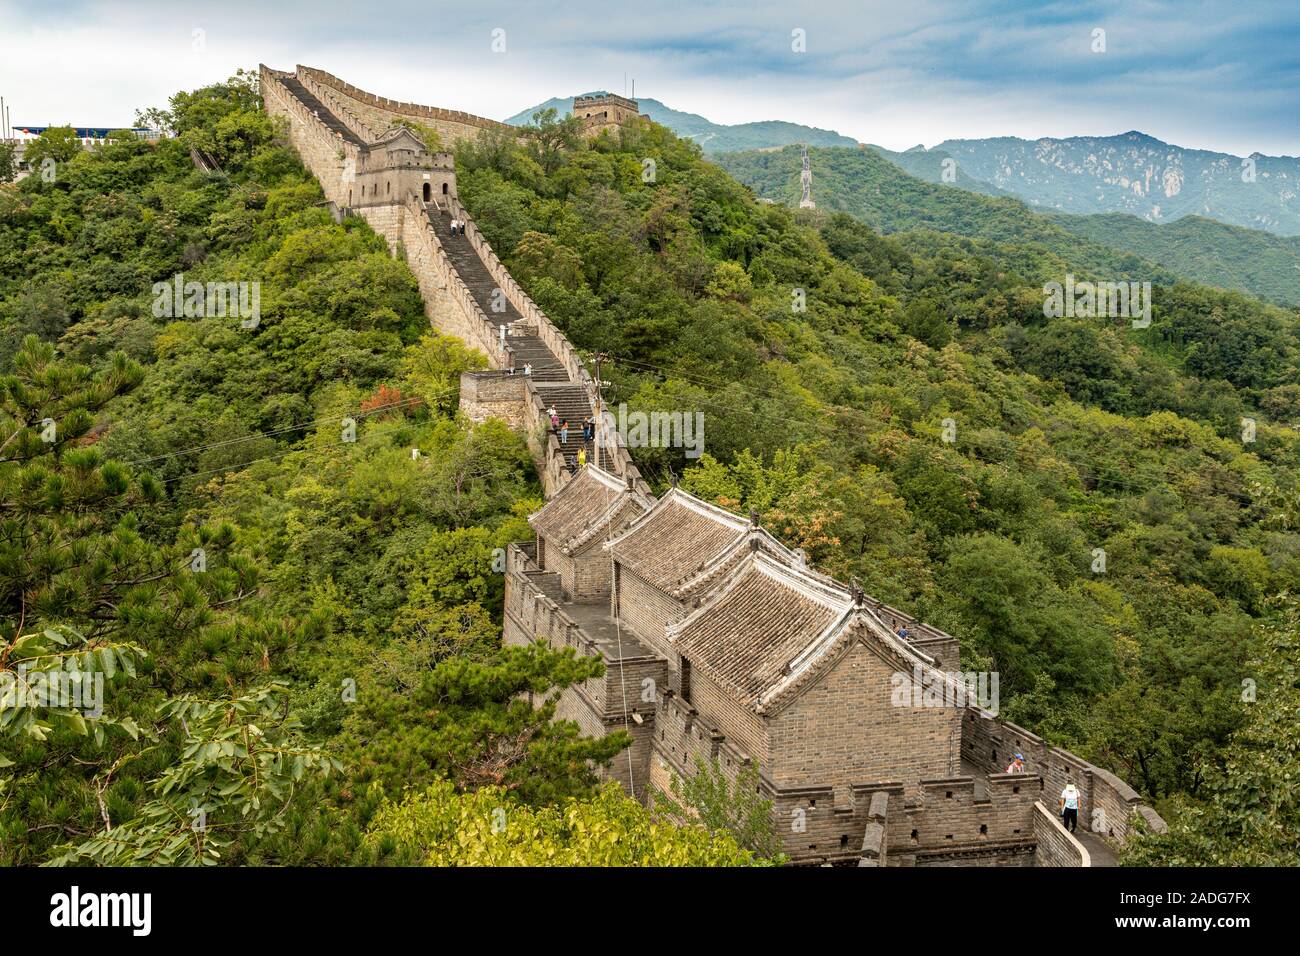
[[0, 0, 1295, 156]]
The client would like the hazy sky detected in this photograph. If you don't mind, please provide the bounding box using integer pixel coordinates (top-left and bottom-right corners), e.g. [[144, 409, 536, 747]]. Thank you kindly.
[[1, 0, 1297, 156]]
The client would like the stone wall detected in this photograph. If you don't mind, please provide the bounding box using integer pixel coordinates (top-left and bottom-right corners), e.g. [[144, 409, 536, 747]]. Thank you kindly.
[[261, 66, 359, 208], [267, 64, 645, 500], [503, 544, 663, 796], [857, 791, 890, 866], [768, 640, 962, 793], [903, 774, 1039, 867], [872, 600, 961, 669], [1033, 801, 1090, 867], [446, 194, 650, 497], [688, 669, 771, 768], [615, 566, 686, 663], [962, 707, 1166, 843], [459, 371, 529, 430], [298, 65, 510, 147]]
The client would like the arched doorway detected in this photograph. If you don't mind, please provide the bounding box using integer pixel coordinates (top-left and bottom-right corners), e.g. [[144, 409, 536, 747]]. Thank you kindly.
[[422, 183, 431, 202], [442, 182, 449, 195]]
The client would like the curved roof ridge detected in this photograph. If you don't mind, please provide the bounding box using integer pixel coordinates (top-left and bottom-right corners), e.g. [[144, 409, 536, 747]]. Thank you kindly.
[[757, 605, 963, 716], [667, 549, 850, 641], [565, 489, 652, 555], [677, 525, 788, 596], [602, 485, 744, 553], [529, 464, 650, 554]]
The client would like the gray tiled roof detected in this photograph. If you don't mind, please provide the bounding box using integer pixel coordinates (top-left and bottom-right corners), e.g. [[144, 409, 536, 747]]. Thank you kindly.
[[529, 465, 650, 555], [605, 489, 751, 594]]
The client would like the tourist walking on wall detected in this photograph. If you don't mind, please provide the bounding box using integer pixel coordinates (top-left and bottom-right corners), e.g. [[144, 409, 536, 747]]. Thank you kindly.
[[1059, 781, 1080, 832], [548, 405, 558, 429], [1005, 753, 1025, 774], [560, 421, 569, 445], [578, 447, 587, 468]]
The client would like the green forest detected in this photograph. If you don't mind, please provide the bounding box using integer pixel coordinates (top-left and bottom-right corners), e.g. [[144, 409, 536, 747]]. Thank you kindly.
[[717, 144, 1300, 307], [1, 72, 1297, 866]]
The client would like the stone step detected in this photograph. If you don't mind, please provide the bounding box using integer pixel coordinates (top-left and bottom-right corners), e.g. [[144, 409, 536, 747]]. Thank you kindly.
[[278, 77, 364, 146], [427, 209, 522, 325]]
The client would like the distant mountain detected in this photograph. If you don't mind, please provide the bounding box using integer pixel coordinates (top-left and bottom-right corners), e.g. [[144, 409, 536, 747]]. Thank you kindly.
[[918, 132, 1300, 236], [714, 145, 1173, 284], [503, 93, 859, 153], [866, 144, 1006, 198], [714, 145, 1300, 305]]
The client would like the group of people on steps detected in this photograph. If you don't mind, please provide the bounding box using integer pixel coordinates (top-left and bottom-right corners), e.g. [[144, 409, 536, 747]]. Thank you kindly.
[[547, 405, 597, 474]]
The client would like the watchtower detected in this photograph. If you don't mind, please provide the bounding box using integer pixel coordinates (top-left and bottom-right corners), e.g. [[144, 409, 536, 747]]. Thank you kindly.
[[347, 126, 456, 209], [574, 93, 641, 134]]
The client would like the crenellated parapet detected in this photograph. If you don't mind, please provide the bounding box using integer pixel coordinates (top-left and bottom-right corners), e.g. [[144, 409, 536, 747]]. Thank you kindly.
[[962, 707, 1166, 843], [297, 65, 510, 145]]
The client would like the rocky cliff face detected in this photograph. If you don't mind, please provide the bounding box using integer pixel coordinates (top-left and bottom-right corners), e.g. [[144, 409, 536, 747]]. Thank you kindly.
[[930, 131, 1300, 235]]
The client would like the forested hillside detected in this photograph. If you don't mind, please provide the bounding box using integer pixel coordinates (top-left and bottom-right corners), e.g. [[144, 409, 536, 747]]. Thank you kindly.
[[0, 76, 758, 866], [456, 112, 1300, 862], [2, 73, 1298, 867], [506, 94, 858, 153], [717, 145, 1300, 305], [1044, 212, 1300, 307]]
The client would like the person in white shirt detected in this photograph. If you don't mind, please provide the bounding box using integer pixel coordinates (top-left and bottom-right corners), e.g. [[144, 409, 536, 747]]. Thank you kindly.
[[1059, 781, 1080, 832]]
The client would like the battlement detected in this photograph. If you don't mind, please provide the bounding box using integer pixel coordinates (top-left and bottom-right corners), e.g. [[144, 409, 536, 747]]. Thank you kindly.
[[573, 93, 642, 131], [574, 93, 639, 112]]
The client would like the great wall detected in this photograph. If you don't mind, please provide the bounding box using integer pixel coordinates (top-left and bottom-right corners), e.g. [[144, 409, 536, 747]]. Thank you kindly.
[[260, 64, 1166, 866]]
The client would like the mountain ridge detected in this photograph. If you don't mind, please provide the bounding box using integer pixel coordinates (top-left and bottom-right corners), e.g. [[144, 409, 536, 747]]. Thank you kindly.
[[508, 94, 1300, 235], [715, 144, 1300, 305], [503, 94, 859, 153]]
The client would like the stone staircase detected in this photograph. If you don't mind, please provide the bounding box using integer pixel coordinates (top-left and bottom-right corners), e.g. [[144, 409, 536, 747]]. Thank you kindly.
[[277, 74, 364, 146], [427, 207, 520, 329], [506, 334, 570, 383], [535, 382, 603, 467], [273, 68, 615, 483], [425, 205, 611, 471]]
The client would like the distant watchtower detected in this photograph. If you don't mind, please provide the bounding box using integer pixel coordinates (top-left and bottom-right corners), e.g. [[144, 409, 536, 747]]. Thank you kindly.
[[574, 93, 640, 134], [799, 145, 815, 209]]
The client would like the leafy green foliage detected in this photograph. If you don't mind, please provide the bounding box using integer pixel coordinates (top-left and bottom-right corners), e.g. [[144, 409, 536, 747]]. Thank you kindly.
[[654, 758, 785, 861], [0, 627, 144, 768], [1122, 597, 1300, 865], [365, 779, 761, 866], [49, 684, 342, 865]]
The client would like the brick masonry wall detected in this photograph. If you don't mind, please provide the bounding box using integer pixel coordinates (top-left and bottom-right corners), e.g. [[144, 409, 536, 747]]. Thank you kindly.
[[261, 68, 360, 208], [571, 550, 614, 604], [503, 544, 663, 796], [903, 774, 1038, 867], [459, 372, 529, 430], [299, 66, 509, 147], [1033, 801, 1089, 866], [769, 641, 962, 793], [616, 567, 686, 667], [688, 669, 771, 767], [962, 707, 1165, 843]]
